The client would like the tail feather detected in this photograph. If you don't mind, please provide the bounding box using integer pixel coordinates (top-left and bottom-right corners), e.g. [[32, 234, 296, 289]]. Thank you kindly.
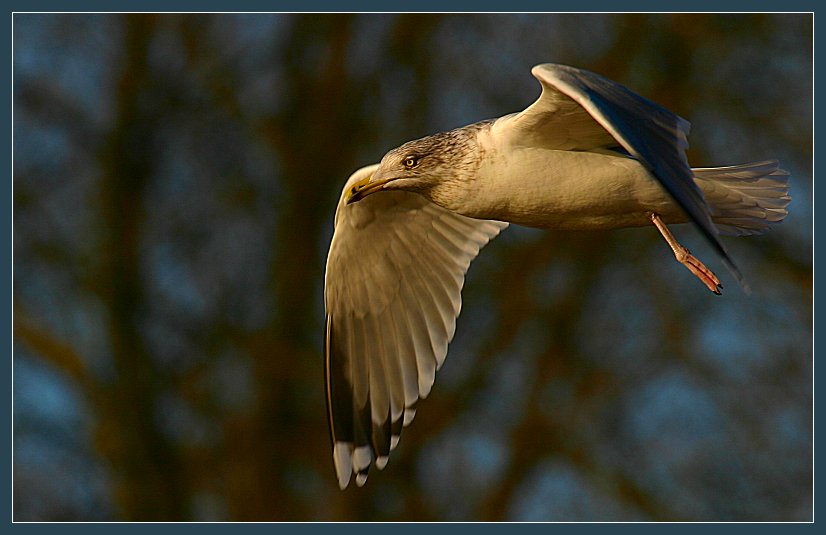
[[692, 160, 791, 237]]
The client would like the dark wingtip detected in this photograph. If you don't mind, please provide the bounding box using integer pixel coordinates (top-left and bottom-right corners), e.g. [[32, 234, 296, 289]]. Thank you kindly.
[[720, 255, 751, 295]]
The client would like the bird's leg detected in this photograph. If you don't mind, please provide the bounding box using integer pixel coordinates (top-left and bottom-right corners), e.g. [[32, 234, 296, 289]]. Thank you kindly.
[[649, 212, 722, 295]]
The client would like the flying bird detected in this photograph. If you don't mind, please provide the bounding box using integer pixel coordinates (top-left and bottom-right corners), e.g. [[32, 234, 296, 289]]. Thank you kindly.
[[323, 63, 790, 489]]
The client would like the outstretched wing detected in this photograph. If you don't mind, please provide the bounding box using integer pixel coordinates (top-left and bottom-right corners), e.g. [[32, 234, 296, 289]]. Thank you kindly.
[[494, 63, 743, 285], [324, 164, 508, 489]]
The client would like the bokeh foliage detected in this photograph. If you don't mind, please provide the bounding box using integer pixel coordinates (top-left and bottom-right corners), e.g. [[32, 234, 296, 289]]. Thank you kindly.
[[13, 13, 812, 521]]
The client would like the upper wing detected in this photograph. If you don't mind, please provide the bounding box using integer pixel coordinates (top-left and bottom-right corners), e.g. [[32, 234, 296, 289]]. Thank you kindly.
[[494, 63, 743, 285], [324, 164, 508, 489]]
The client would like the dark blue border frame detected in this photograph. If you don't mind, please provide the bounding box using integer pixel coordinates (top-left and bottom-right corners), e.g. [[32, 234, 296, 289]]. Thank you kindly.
[[7, 3, 817, 528], [4, 1, 822, 12]]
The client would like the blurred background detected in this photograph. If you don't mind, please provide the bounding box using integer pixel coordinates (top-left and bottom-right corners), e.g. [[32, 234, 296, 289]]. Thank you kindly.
[[13, 13, 812, 521]]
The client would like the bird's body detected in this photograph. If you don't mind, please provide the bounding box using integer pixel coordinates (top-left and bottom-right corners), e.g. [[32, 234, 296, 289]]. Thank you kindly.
[[324, 63, 791, 489], [425, 122, 679, 229]]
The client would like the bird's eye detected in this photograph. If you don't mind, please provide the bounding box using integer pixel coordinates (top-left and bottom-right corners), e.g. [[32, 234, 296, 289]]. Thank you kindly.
[[403, 156, 419, 169]]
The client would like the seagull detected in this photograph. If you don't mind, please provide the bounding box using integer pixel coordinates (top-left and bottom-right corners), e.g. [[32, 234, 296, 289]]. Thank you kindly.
[[323, 63, 790, 489]]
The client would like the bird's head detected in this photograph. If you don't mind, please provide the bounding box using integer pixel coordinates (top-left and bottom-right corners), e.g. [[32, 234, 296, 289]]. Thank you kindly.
[[345, 138, 446, 204], [345, 127, 483, 205]]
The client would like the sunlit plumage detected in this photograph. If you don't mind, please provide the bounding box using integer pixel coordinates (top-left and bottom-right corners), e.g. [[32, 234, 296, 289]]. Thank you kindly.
[[324, 63, 790, 489]]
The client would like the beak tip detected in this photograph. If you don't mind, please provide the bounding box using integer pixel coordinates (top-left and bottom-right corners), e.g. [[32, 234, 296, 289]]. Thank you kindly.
[[345, 173, 387, 205]]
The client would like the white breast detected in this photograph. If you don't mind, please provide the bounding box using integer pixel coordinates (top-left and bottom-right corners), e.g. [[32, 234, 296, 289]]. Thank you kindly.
[[458, 144, 681, 230]]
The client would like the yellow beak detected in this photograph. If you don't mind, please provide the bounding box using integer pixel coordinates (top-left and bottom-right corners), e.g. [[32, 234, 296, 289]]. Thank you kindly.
[[345, 174, 393, 204]]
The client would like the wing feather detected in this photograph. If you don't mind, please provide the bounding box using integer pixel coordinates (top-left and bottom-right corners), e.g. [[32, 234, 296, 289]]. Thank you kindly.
[[397, 277, 439, 397], [406, 254, 453, 365], [388, 304, 421, 408], [324, 164, 507, 488], [494, 63, 744, 285]]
